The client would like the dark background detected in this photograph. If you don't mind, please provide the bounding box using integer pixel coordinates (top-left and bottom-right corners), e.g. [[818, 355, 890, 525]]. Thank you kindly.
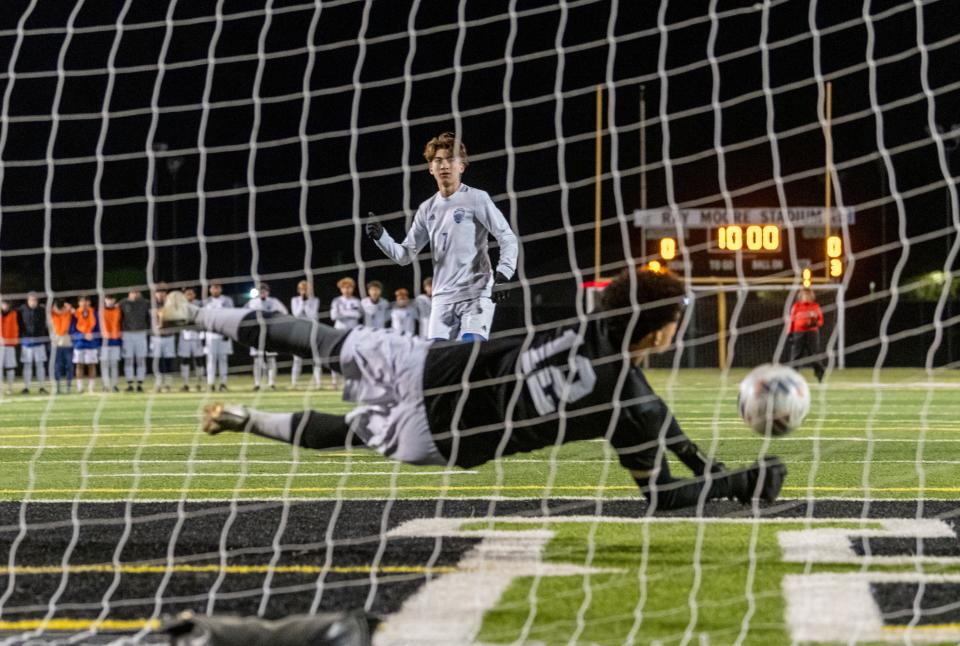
[[0, 0, 957, 366]]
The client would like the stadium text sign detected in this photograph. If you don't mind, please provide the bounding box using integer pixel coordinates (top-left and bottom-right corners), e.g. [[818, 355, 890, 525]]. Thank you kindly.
[[634, 207, 855, 229]]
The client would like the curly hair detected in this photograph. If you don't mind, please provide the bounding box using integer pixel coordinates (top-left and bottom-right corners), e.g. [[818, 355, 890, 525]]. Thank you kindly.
[[598, 268, 686, 346], [423, 132, 469, 167]]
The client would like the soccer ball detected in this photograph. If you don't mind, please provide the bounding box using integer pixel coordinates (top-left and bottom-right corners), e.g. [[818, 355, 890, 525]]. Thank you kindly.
[[737, 364, 810, 436]]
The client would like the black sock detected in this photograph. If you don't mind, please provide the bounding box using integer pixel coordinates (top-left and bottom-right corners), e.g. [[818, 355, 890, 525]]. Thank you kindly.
[[290, 411, 355, 450]]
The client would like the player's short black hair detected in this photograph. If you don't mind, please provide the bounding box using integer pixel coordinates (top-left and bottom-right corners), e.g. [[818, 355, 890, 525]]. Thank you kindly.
[[367, 280, 383, 290], [599, 268, 686, 346]]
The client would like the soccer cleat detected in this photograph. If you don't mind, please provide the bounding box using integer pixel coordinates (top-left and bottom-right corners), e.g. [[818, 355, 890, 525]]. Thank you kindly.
[[38, 388, 48, 395], [736, 456, 787, 504], [20, 388, 29, 395], [202, 402, 250, 435], [218, 384, 228, 392], [180, 384, 190, 392], [159, 290, 195, 328]]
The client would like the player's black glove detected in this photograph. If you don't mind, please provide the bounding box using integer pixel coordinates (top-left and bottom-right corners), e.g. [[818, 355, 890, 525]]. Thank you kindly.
[[365, 213, 383, 242], [491, 271, 512, 303]]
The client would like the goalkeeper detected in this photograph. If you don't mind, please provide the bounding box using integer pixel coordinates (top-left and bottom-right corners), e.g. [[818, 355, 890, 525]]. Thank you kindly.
[[162, 269, 785, 511], [365, 132, 518, 342]]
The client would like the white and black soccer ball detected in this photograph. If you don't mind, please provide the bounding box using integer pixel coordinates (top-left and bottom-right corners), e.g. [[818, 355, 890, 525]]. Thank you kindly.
[[737, 364, 810, 436]]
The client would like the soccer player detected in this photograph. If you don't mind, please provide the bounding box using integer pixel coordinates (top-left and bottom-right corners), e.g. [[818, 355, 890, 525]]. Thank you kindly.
[[415, 277, 432, 338], [390, 288, 417, 335], [18, 292, 48, 395], [50, 299, 74, 394], [70, 295, 99, 394], [365, 132, 519, 341], [120, 289, 150, 392], [329, 277, 361, 389], [150, 286, 177, 392], [203, 282, 234, 392], [330, 277, 362, 331], [177, 289, 205, 391], [786, 288, 825, 383], [290, 280, 321, 389], [163, 269, 786, 511], [0, 300, 19, 395], [99, 294, 122, 392], [245, 282, 287, 391], [360, 280, 390, 329]]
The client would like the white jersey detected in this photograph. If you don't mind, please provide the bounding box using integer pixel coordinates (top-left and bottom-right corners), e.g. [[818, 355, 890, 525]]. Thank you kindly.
[[390, 304, 417, 335], [361, 297, 390, 329], [245, 296, 288, 356], [291, 295, 319, 320], [179, 302, 204, 343], [203, 295, 234, 355], [204, 295, 234, 312], [374, 184, 518, 306], [245, 296, 288, 315], [415, 294, 431, 337], [331, 296, 362, 330]]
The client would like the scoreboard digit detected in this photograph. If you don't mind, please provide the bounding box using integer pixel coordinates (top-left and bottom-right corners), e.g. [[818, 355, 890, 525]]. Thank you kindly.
[[716, 224, 781, 252]]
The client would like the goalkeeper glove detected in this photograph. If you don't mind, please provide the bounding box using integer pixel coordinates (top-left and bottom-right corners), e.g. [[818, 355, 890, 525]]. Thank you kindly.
[[492, 271, 512, 303], [365, 213, 383, 241]]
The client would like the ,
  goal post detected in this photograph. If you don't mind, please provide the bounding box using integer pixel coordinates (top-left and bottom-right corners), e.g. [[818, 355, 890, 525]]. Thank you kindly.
[[1, 1, 959, 644]]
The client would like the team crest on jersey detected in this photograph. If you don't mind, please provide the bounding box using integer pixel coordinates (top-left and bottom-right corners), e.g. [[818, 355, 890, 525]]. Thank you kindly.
[[453, 208, 466, 223]]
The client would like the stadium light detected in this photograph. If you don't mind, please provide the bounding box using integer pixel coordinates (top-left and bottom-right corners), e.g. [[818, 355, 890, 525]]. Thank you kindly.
[[248, 287, 259, 299]]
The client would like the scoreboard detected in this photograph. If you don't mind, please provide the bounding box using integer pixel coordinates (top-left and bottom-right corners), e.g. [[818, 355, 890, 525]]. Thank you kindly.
[[634, 207, 855, 282]]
